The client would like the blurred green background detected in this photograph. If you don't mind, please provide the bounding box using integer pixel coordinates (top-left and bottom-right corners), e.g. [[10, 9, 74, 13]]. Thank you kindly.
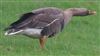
[[0, 0, 100, 56]]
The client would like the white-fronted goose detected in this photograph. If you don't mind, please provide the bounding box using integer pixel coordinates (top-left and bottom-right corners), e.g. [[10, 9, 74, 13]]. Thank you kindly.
[[5, 7, 96, 48]]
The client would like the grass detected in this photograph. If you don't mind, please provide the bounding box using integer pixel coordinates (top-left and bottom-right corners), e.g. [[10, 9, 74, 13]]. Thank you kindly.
[[0, 0, 100, 56]]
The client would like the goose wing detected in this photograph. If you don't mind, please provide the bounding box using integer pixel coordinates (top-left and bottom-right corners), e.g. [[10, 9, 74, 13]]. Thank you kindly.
[[9, 13, 64, 29], [6, 12, 64, 37]]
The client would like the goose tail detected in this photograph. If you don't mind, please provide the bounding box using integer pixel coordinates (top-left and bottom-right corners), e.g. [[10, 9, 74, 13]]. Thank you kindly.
[[4, 29, 23, 35]]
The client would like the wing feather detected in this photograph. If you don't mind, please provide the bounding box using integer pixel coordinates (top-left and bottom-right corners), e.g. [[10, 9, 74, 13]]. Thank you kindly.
[[6, 8, 64, 34]]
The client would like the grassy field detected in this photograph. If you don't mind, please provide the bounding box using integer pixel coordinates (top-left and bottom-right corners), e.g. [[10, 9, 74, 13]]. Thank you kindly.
[[0, 0, 100, 56]]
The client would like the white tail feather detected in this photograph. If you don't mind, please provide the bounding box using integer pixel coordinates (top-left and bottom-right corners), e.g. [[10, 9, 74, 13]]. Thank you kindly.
[[5, 30, 23, 35]]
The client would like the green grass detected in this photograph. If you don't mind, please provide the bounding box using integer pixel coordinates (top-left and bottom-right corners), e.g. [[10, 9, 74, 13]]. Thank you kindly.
[[0, 0, 100, 56]]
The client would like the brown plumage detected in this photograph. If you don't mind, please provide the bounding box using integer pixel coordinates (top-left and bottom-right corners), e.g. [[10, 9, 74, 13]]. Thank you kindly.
[[5, 7, 96, 48]]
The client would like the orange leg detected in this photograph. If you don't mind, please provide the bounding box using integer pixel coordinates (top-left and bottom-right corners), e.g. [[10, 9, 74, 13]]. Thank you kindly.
[[39, 36, 47, 49]]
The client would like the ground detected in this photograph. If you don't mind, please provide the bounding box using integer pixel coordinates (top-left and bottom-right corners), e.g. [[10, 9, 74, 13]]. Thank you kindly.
[[0, 0, 100, 56]]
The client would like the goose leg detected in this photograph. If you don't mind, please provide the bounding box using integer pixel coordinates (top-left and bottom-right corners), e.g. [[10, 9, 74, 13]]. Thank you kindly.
[[39, 36, 47, 49]]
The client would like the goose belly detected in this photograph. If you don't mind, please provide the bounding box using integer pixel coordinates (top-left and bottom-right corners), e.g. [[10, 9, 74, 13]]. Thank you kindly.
[[22, 28, 43, 38]]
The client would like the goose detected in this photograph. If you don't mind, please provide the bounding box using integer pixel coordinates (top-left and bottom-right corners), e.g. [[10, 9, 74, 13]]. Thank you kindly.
[[4, 7, 96, 48]]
